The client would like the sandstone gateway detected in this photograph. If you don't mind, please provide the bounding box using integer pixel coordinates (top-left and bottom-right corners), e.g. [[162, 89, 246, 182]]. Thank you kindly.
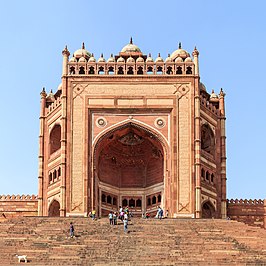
[[1, 39, 265, 228], [38, 39, 226, 219]]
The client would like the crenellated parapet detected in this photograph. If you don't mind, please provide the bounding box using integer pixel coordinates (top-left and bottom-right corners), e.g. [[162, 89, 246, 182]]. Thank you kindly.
[[200, 96, 220, 115], [227, 199, 264, 205], [227, 198, 266, 229], [0, 194, 38, 201], [0, 195, 38, 218], [46, 96, 62, 114]]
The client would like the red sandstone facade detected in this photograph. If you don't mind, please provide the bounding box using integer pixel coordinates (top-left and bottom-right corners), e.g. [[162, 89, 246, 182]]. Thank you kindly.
[[37, 39, 227, 219], [0, 39, 264, 228]]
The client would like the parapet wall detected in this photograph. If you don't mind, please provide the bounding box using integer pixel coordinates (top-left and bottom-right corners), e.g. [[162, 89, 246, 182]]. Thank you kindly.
[[227, 199, 266, 229], [0, 195, 38, 219]]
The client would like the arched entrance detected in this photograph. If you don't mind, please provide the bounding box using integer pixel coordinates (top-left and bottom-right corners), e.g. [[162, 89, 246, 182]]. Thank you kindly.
[[48, 200, 60, 217], [93, 122, 166, 217], [202, 201, 215, 218]]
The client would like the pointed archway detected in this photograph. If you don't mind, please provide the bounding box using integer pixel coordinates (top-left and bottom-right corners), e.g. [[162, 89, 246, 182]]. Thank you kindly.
[[202, 201, 215, 218], [48, 200, 60, 217], [93, 122, 166, 217]]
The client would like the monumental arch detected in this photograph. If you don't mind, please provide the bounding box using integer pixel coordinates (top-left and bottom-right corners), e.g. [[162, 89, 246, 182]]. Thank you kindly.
[[38, 39, 227, 219]]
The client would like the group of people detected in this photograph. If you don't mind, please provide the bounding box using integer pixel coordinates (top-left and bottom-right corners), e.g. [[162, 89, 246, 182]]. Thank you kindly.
[[69, 206, 168, 237], [108, 206, 132, 233]]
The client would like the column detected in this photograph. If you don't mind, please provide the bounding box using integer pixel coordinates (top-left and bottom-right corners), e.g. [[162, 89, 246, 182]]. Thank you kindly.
[[38, 88, 47, 216]]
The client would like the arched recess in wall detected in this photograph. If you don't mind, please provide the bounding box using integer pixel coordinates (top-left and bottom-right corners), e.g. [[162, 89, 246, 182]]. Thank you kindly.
[[201, 123, 215, 156], [92, 120, 170, 213], [93, 122, 167, 187], [49, 124, 61, 155], [48, 200, 60, 217], [202, 200, 216, 218]]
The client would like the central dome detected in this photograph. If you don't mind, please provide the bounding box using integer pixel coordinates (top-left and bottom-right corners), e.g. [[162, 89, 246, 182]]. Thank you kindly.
[[73, 42, 91, 60], [170, 42, 190, 60], [121, 37, 141, 53]]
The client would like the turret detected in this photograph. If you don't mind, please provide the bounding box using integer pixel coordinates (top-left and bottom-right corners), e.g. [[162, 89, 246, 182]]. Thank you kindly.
[[192, 47, 199, 75], [219, 88, 226, 116], [62, 46, 70, 76]]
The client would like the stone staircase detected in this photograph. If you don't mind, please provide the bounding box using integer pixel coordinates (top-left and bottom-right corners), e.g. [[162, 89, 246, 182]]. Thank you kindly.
[[0, 217, 266, 265]]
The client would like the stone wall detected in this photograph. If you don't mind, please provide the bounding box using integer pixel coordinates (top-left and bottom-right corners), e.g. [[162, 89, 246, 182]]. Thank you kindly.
[[0, 195, 38, 219], [227, 199, 266, 229]]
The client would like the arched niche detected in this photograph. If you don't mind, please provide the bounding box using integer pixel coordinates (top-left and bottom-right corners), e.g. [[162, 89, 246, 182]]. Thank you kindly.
[[48, 200, 60, 217], [202, 201, 216, 218], [201, 123, 215, 156], [49, 124, 61, 155], [94, 122, 164, 189]]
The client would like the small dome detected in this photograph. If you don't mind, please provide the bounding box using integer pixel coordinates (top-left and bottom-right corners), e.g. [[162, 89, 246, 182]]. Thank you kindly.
[[184, 57, 192, 62], [79, 56, 87, 63], [69, 55, 77, 63], [88, 53, 96, 62], [46, 90, 55, 102], [210, 90, 219, 101], [146, 53, 154, 63], [165, 54, 173, 63], [199, 82, 206, 91], [136, 56, 144, 63], [74, 42, 91, 60], [175, 57, 183, 63], [107, 54, 115, 63], [155, 53, 164, 63], [121, 37, 141, 53], [126, 56, 135, 63], [171, 42, 190, 60], [98, 54, 106, 63], [117, 56, 125, 63]]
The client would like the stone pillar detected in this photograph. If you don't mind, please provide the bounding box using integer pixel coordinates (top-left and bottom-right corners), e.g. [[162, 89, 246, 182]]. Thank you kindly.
[[192, 47, 199, 76], [193, 46, 201, 218], [38, 88, 47, 216], [60, 47, 70, 216], [219, 89, 227, 218], [62, 46, 70, 76]]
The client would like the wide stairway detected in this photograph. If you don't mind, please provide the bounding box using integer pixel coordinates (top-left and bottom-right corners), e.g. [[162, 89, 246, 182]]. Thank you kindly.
[[0, 217, 265, 265]]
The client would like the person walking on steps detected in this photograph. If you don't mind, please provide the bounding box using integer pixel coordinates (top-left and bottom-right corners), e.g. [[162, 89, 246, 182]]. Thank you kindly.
[[70, 222, 75, 238], [123, 213, 129, 233]]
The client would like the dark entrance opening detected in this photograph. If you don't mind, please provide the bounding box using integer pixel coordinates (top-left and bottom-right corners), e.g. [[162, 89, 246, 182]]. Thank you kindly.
[[94, 123, 164, 216], [48, 200, 60, 217], [202, 201, 215, 218]]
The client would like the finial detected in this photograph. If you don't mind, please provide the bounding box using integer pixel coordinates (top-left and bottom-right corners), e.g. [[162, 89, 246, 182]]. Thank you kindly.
[[149, 53, 151, 57], [40, 87, 47, 98], [192, 46, 199, 56], [62, 45, 70, 56], [130, 37, 133, 44], [82, 42, 85, 49], [101, 53, 103, 57], [219, 88, 226, 97], [179, 42, 182, 49], [168, 53, 170, 57], [212, 89, 214, 93], [91, 53, 94, 57], [111, 53, 113, 57], [158, 53, 161, 57], [50, 89, 53, 94]]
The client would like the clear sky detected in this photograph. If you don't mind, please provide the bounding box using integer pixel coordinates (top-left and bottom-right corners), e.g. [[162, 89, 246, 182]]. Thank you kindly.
[[0, 0, 265, 199]]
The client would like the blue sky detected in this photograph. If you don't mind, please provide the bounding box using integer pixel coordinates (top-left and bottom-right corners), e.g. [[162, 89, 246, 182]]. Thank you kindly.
[[0, 0, 265, 199]]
